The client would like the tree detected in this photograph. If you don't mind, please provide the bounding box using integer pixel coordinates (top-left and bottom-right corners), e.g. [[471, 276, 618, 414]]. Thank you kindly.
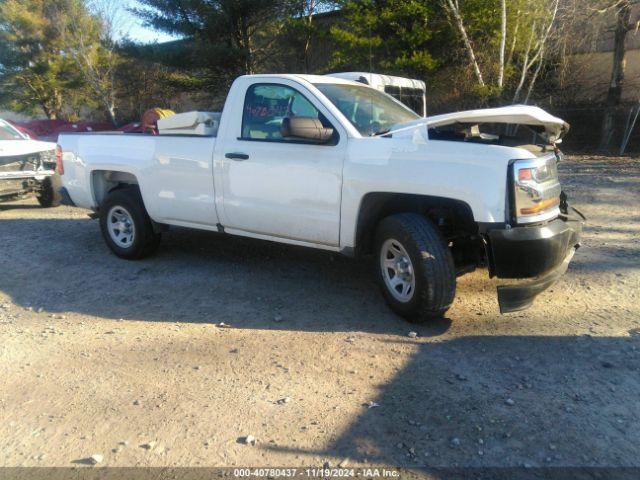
[[133, 0, 300, 85], [497, 0, 507, 89], [329, 0, 437, 79], [114, 43, 190, 122], [510, 0, 559, 104], [440, 0, 560, 103], [57, 0, 127, 125], [597, 0, 640, 151], [281, 0, 336, 73], [0, 0, 90, 119], [290, 0, 322, 73], [442, 0, 486, 87]]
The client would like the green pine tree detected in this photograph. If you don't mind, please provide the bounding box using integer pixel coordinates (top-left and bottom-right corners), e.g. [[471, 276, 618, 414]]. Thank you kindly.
[[329, 0, 438, 79], [0, 0, 97, 119], [133, 0, 302, 86]]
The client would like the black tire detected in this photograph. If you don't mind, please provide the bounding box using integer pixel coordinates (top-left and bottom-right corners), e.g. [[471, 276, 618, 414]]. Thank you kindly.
[[374, 213, 456, 322], [99, 187, 161, 260], [36, 178, 55, 208]]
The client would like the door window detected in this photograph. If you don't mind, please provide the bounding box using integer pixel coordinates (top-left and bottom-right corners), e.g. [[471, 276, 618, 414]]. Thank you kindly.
[[241, 84, 333, 142]]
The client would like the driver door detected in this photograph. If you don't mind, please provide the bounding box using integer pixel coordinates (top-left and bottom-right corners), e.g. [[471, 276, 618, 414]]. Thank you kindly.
[[219, 82, 346, 247]]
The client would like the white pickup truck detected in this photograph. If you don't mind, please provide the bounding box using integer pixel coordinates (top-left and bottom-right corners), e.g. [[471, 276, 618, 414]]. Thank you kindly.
[[57, 74, 583, 321]]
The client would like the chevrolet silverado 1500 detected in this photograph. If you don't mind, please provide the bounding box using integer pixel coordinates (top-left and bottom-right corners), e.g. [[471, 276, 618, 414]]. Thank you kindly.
[[57, 74, 583, 321]]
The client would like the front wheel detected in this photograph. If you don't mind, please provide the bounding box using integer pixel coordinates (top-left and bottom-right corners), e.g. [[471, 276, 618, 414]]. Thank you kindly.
[[375, 213, 456, 322], [99, 187, 161, 259], [36, 178, 55, 208]]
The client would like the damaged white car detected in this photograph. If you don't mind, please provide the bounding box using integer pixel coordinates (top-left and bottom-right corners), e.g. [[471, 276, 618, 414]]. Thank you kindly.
[[0, 119, 60, 207]]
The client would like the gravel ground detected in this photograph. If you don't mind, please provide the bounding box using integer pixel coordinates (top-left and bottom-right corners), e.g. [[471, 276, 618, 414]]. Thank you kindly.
[[0, 155, 638, 471]]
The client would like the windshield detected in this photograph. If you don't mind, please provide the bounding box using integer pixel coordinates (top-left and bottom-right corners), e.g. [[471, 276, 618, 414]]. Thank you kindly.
[[0, 120, 24, 140], [314, 83, 420, 136]]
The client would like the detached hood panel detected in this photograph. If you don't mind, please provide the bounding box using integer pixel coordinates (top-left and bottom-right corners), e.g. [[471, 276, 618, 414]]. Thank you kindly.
[[426, 105, 569, 141]]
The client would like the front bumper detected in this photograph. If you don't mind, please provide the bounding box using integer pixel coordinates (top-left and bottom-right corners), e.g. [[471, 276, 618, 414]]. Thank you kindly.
[[487, 212, 584, 313], [0, 170, 59, 203]]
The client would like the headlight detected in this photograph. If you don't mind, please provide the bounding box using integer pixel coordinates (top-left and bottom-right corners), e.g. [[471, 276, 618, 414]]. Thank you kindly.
[[512, 155, 561, 224]]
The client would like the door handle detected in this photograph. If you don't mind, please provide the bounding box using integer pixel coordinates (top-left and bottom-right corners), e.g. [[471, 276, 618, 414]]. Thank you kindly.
[[225, 152, 250, 161]]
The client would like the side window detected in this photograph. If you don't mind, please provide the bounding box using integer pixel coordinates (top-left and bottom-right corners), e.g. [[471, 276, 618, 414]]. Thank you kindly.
[[241, 83, 330, 142]]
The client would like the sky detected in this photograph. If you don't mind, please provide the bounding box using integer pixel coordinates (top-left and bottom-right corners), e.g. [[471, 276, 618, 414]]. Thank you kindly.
[[118, 1, 181, 44], [129, 24, 177, 44]]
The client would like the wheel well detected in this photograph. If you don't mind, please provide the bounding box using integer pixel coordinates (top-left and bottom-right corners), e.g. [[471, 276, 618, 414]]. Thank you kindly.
[[91, 170, 139, 207], [355, 193, 478, 256]]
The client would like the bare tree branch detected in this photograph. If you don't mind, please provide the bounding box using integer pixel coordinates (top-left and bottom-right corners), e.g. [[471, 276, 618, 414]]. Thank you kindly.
[[443, 0, 485, 87], [55, 0, 125, 125], [512, 0, 559, 103], [498, 0, 507, 89]]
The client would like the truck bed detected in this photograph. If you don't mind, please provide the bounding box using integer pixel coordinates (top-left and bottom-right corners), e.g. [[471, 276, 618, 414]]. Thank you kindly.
[[58, 132, 218, 227]]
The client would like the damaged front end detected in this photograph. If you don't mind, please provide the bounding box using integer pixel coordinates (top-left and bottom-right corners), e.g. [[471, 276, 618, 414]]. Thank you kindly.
[[0, 150, 58, 202], [488, 206, 584, 313], [486, 149, 584, 313]]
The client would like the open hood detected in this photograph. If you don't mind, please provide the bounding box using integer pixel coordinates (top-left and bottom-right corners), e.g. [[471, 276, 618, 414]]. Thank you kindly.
[[426, 105, 570, 142]]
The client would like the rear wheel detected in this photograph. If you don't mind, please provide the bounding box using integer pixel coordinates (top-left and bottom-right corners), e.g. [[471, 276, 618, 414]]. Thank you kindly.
[[374, 213, 456, 322], [99, 187, 161, 259]]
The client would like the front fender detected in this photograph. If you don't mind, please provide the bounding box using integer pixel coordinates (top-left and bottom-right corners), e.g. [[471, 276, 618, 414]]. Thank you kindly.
[[340, 136, 524, 248]]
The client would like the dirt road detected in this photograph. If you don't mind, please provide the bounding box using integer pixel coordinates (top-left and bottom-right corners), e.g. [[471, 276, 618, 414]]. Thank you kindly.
[[0, 156, 639, 470]]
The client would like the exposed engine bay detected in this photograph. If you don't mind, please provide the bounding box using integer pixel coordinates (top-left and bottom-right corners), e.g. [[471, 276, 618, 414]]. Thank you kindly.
[[425, 105, 569, 155], [428, 122, 561, 156]]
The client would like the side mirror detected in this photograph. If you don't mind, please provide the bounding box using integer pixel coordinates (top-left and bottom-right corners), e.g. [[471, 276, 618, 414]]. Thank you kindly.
[[281, 116, 334, 144]]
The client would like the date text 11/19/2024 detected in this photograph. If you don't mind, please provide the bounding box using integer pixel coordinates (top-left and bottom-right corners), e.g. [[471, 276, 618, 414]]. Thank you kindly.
[[233, 467, 401, 478]]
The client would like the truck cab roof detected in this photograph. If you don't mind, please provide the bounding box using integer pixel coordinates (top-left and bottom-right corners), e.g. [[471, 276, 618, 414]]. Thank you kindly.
[[237, 73, 370, 87]]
